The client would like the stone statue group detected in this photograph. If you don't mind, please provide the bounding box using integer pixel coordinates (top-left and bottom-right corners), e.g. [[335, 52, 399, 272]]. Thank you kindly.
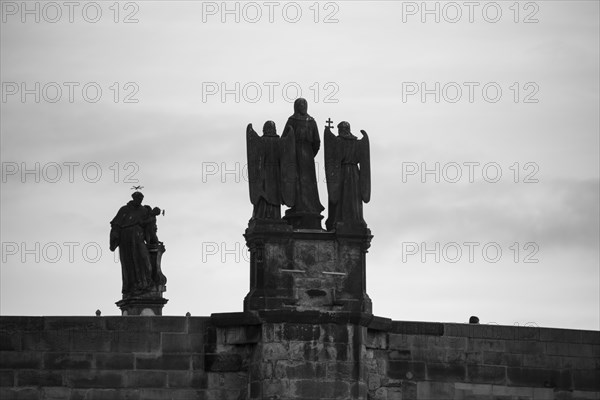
[[109, 98, 370, 301], [247, 98, 370, 231]]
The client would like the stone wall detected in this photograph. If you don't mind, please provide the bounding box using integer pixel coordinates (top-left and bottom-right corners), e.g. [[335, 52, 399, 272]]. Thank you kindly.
[[1, 314, 598, 399]]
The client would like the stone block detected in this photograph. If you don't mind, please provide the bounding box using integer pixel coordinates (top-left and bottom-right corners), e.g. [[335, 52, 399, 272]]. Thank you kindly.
[[44, 352, 93, 369], [0, 317, 44, 332], [389, 350, 411, 360], [0, 370, 14, 386], [387, 361, 426, 380], [223, 326, 259, 345], [78, 388, 140, 400], [70, 331, 113, 352], [580, 330, 600, 345], [506, 367, 561, 388], [366, 330, 387, 349], [94, 353, 134, 370], [204, 354, 242, 372], [0, 332, 21, 351], [539, 328, 583, 343], [110, 331, 160, 353], [162, 333, 192, 353], [326, 361, 358, 380], [274, 360, 325, 380], [390, 321, 444, 336], [467, 338, 507, 352], [522, 353, 563, 369], [17, 370, 63, 386], [136, 354, 191, 371], [388, 333, 410, 350], [514, 326, 540, 341], [105, 317, 151, 332], [0, 387, 40, 400], [262, 323, 283, 343], [411, 347, 446, 363], [167, 371, 208, 389], [505, 340, 546, 354], [187, 317, 210, 334], [467, 364, 506, 384], [321, 323, 350, 343], [559, 355, 598, 370], [367, 372, 381, 391], [546, 342, 596, 358], [206, 372, 246, 389], [65, 371, 124, 388], [151, 317, 187, 333], [482, 351, 523, 367], [291, 379, 350, 398], [192, 355, 204, 371], [426, 362, 466, 381], [262, 342, 288, 360], [139, 388, 208, 400], [41, 387, 72, 400], [283, 323, 320, 341], [317, 342, 351, 362], [125, 371, 167, 388], [44, 317, 104, 331], [417, 381, 455, 399], [21, 331, 70, 352], [0, 351, 42, 369], [572, 369, 600, 391]]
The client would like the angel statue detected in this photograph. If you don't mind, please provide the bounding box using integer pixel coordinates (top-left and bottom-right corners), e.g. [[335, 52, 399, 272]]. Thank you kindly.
[[324, 121, 371, 231], [246, 121, 296, 220]]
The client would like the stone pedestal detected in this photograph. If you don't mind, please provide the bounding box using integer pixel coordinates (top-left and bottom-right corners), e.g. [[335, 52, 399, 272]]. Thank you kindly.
[[116, 287, 168, 315], [243, 219, 373, 314], [116, 242, 168, 316]]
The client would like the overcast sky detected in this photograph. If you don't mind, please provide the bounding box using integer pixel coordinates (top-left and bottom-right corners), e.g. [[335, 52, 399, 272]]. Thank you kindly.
[[1, 1, 598, 331]]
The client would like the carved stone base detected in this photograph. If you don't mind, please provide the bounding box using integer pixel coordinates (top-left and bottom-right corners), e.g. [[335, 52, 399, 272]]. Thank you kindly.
[[116, 287, 168, 316], [283, 209, 324, 230], [243, 220, 372, 314]]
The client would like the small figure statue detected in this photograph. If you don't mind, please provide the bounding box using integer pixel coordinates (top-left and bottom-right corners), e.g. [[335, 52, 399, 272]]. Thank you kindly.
[[246, 121, 296, 220], [324, 121, 371, 231], [110, 192, 166, 297], [281, 98, 325, 229]]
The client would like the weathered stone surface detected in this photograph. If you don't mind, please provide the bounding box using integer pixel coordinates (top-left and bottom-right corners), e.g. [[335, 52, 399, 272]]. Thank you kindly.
[[125, 371, 167, 388], [65, 370, 125, 388], [244, 227, 373, 314], [16, 370, 63, 387], [467, 364, 507, 384], [0, 351, 42, 369], [0, 370, 15, 386], [387, 361, 426, 380], [44, 352, 93, 369], [94, 353, 134, 370], [204, 354, 243, 372], [167, 371, 208, 389], [136, 354, 191, 371], [0, 315, 598, 399]]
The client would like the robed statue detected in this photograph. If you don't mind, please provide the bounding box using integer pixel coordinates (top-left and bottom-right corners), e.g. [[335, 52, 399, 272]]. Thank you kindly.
[[324, 121, 371, 231], [281, 98, 325, 229], [110, 191, 167, 298], [246, 121, 296, 220]]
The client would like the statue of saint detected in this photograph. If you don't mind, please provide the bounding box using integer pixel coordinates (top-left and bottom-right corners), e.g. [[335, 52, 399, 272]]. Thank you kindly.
[[324, 121, 371, 231], [281, 98, 324, 229], [110, 192, 166, 297], [246, 121, 296, 220]]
